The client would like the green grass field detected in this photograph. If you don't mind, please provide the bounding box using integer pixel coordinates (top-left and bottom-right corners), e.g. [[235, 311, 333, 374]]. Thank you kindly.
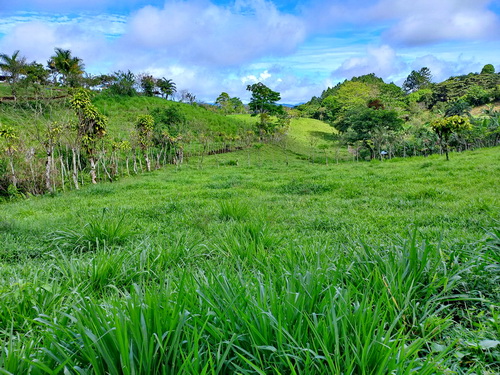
[[0, 144, 499, 373]]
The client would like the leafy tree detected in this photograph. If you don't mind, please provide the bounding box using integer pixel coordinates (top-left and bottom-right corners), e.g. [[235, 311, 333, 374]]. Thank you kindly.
[[136, 115, 154, 171], [246, 82, 282, 115], [216, 92, 231, 114], [230, 97, 245, 113], [157, 78, 176, 100], [69, 89, 108, 183], [0, 124, 19, 188], [403, 67, 432, 94], [47, 48, 84, 87], [246, 82, 285, 136], [481, 64, 495, 74], [107, 70, 137, 96], [430, 115, 472, 160], [463, 85, 491, 106], [0, 50, 26, 99], [22, 62, 49, 86], [322, 81, 377, 121], [151, 105, 186, 138], [336, 107, 403, 159], [139, 74, 156, 97]]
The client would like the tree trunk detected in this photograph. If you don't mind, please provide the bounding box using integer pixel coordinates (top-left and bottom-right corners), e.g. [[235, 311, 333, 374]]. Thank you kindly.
[[144, 152, 151, 172], [71, 148, 80, 190], [45, 147, 53, 192], [60, 156, 65, 191], [90, 157, 97, 184], [8, 156, 17, 188], [133, 152, 137, 174]]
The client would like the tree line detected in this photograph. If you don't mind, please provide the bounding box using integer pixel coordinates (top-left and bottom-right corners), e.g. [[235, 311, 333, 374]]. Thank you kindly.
[[297, 67, 500, 160]]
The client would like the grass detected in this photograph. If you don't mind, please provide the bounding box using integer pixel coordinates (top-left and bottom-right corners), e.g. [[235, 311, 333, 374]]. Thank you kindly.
[[0, 145, 499, 373], [229, 114, 346, 162]]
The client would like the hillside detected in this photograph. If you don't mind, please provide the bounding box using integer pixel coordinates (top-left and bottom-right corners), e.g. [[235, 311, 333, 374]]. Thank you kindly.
[[0, 86, 252, 137], [0, 146, 498, 373]]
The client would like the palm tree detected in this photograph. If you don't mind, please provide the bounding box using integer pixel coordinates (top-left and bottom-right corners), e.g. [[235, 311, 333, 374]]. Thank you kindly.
[[157, 78, 176, 100], [47, 48, 85, 87], [0, 50, 26, 99]]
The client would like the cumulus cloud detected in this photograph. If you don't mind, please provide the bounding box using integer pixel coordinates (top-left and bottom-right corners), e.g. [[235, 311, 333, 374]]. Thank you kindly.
[[0, 18, 110, 68], [408, 54, 478, 82], [303, 0, 500, 46], [241, 70, 272, 84], [122, 0, 306, 66], [331, 45, 406, 81], [373, 0, 500, 45]]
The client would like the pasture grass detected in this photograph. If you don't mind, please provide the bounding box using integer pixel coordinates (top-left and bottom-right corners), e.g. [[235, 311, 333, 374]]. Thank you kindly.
[[0, 145, 499, 373]]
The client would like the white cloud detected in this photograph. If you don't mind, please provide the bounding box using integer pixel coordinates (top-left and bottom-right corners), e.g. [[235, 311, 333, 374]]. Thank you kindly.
[[0, 19, 110, 69], [241, 70, 272, 84], [332, 45, 406, 81], [408, 54, 478, 82], [122, 0, 306, 66], [371, 0, 500, 45], [303, 0, 500, 46]]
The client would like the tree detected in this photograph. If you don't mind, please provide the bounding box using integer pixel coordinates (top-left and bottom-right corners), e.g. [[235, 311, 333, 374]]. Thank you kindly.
[[47, 48, 84, 87], [0, 50, 26, 99], [139, 74, 156, 97], [136, 115, 154, 171], [321, 81, 377, 122], [335, 107, 403, 159], [230, 97, 245, 113], [107, 70, 137, 96], [21, 62, 50, 93], [464, 85, 491, 106], [0, 124, 19, 188], [246, 82, 282, 115], [481, 64, 495, 74], [151, 105, 186, 138], [157, 78, 176, 99], [216, 92, 231, 114], [246, 82, 285, 136], [403, 67, 432, 94], [430, 115, 472, 160], [69, 89, 107, 184]]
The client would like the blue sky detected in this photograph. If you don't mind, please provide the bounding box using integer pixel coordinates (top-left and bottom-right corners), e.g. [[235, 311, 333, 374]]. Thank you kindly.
[[1, 0, 499, 103]]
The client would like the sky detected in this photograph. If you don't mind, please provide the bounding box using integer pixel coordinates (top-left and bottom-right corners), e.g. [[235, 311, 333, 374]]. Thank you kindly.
[[0, 0, 499, 104]]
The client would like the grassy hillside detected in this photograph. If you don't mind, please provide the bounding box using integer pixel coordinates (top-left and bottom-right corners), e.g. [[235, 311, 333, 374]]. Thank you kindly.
[[229, 114, 345, 161], [0, 90, 252, 138], [92, 94, 252, 137], [0, 146, 499, 373]]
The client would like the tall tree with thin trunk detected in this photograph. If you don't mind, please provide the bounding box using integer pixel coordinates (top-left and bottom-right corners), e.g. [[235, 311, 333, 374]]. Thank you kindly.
[[0, 125, 19, 189], [0, 50, 26, 99], [48, 48, 85, 87], [157, 78, 176, 99], [136, 115, 154, 172], [430, 115, 472, 160], [69, 89, 107, 184]]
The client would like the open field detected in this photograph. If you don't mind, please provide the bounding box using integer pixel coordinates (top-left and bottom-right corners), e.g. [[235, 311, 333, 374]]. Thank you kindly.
[[0, 145, 499, 373]]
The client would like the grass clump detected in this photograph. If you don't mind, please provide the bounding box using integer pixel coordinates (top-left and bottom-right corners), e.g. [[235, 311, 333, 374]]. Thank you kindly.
[[49, 208, 135, 252], [218, 200, 250, 221]]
